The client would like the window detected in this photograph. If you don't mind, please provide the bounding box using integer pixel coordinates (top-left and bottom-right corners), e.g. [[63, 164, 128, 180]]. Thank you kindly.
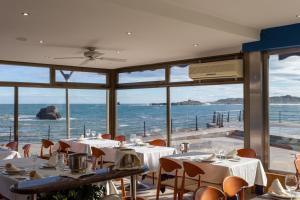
[[117, 88, 166, 142], [268, 54, 300, 172], [170, 84, 244, 153], [69, 89, 107, 137], [0, 64, 49, 83], [118, 69, 165, 84], [19, 88, 66, 143], [55, 70, 106, 84], [0, 87, 14, 142], [170, 65, 193, 82]]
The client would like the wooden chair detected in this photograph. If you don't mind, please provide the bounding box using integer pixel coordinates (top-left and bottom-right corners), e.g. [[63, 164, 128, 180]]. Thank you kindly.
[[223, 176, 248, 200], [156, 157, 182, 200], [148, 139, 167, 184], [180, 161, 205, 200], [237, 148, 257, 158], [115, 135, 126, 142], [22, 144, 31, 158], [39, 139, 54, 160], [6, 141, 18, 151], [149, 139, 166, 147], [195, 186, 226, 200], [101, 133, 112, 139], [91, 147, 126, 199]]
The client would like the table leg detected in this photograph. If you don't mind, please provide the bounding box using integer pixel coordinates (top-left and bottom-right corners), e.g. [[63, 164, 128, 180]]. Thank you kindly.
[[130, 175, 137, 200]]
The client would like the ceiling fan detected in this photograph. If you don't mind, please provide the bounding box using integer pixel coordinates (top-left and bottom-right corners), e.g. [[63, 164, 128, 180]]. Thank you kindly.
[[54, 47, 127, 65]]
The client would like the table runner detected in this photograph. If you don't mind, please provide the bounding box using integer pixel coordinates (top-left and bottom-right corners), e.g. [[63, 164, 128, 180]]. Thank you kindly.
[[0, 158, 118, 200], [167, 152, 267, 187]]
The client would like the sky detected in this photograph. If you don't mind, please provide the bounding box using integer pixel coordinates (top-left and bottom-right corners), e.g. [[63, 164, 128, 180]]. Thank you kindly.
[[0, 55, 299, 104]]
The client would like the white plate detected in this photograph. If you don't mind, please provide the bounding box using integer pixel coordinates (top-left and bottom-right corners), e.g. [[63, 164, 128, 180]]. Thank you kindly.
[[269, 191, 300, 199]]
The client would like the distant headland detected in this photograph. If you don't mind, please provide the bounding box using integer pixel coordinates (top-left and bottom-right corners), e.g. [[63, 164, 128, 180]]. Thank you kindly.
[[150, 95, 300, 105]]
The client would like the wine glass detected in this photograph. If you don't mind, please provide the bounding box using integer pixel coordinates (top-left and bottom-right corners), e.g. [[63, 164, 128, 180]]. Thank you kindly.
[[91, 131, 96, 138], [285, 174, 298, 199], [86, 129, 91, 138], [31, 153, 38, 170]]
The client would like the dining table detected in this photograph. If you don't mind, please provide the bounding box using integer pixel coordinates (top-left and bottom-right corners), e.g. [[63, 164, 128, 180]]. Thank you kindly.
[[0, 157, 148, 200], [56, 137, 120, 155], [166, 152, 268, 187], [102, 144, 177, 172], [0, 146, 21, 160]]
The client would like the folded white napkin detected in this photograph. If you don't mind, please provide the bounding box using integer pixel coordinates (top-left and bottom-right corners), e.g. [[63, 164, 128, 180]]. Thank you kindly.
[[78, 135, 84, 140], [47, 152, 58, 167], [226, 149, 238, 158], [97, 134, 102, 139], [5, 163, 20, 171], [268, 179, 290, 196], [29, 170, 43, 180]]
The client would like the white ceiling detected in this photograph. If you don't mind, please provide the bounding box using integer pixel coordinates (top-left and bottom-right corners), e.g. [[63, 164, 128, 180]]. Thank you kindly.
[[1, 0, 300, 69]]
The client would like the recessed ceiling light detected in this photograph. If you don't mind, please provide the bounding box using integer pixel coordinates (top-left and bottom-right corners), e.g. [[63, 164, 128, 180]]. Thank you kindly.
[[116, 50, 120, 54], [297, 15, 300, 18], [126, 32, 132, 36], [193, 43, 199, 47], [39, 40, 44, 44], [22, 12, 30, 16]]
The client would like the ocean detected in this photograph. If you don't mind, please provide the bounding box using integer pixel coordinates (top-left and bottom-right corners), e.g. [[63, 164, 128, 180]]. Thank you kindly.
[[0, 104, 299, 143]]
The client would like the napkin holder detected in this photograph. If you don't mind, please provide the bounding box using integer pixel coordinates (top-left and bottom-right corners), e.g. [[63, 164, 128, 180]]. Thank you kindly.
[[114, 148, 142, 170]]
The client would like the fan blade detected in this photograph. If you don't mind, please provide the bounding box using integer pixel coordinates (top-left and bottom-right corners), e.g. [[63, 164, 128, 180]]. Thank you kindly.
[[53, 57, 85, 60], [97, 57, 127, 62], [79, 59, 91, 66]]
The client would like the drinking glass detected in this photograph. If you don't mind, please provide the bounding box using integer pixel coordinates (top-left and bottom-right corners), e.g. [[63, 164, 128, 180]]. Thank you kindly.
[[91, 131, 96, 138], [130, 134, 136, 144], [86, 129, 91, 137], [285, 174, 298, 199], [31, 153, 38, 170]]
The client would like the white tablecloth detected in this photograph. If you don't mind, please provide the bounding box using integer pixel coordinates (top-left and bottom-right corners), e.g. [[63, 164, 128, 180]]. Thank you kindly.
[[168, 152, 267, 187], [103, 145, 177, 171], [56, 138, 120, 155], [0, 148, 21, 160]]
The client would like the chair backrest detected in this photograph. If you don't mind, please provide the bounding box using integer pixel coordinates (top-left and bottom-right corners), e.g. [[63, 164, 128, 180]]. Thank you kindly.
[[295, 159, 300, 177], [91, 147, 106, 169], [159, 157, 182, 173], [101, 133, 112, 139], [40, 139, 54, 157], [195, 186, 226, 200], [149, 139, 166, 147], [223, 176, 248, 198], [58, 141, 70, 152], [22, 144, 31, 158], [6, 141, 18, 151], [183, 161, 205, 178], [115, 135, 126, 142], [237, 148, 257, 158]]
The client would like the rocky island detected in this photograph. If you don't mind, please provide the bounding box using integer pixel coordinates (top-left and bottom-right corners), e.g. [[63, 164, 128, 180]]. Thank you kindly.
[[150, 95, 300, 105], [36, 105, 62, 120]]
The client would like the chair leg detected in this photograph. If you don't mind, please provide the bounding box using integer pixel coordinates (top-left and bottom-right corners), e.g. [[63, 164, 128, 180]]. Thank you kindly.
[[152, 172, 155, 185], [120, 178, 126, 199], [173, 189, 177, 200], [156, 182, 161, 200]]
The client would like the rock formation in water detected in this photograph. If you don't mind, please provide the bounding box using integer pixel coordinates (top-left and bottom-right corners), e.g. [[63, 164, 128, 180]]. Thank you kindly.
[[36, 105, 62, 120]]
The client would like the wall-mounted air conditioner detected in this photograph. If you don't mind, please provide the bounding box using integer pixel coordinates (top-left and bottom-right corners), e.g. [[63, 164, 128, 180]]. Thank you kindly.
[[188, 59, 243, 80]]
